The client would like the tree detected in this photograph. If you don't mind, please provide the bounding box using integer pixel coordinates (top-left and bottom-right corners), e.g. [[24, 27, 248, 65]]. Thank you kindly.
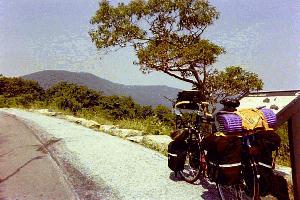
[[154, 104, 175, 125], [90, 0, 263, 102], [206, 66, 263, 104]]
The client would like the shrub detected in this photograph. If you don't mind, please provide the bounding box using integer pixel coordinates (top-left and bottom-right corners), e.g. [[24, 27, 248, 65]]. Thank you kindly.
[[118, 116, 172, 135]]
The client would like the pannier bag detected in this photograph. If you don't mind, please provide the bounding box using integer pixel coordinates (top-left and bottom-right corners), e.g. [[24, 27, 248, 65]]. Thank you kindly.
[[243, 131, 289, 199], [202, 132, 243, 185], [217, 108, 277, 133], [168, 140, 187, 172]]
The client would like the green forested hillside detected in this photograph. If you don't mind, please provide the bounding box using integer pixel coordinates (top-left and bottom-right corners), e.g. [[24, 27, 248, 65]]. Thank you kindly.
[[22, 70, 180, 107]]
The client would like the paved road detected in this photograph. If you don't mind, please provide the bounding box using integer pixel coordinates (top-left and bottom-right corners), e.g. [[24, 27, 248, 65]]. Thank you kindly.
[[0, 109, 220, 200], [0, 112, 77, 200]]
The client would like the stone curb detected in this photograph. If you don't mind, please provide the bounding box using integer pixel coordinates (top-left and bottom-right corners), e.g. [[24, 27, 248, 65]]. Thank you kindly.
[[30, 109, 171, 155]]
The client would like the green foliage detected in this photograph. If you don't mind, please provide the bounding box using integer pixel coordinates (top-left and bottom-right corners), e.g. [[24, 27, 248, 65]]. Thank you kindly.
[[0, 76, 45, 107], [275, 122, 290, 166], [0, 95, 6, 108], [0, 75, 174, 135], [0, 76, 44, 99], [153, 105, 175, 126], [77, 107, 113, 125], [99, 95, 138, 119], [90, 1, 263, 102], [118, 116, 172, 135], [136, 105, 154, 119], [90, 0, 223, 96], [46, 82, 102, 114], [206, 66, 264, 104]]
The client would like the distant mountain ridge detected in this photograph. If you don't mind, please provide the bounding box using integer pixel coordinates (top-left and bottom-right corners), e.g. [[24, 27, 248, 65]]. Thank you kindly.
[[22, 70, 181, 107]]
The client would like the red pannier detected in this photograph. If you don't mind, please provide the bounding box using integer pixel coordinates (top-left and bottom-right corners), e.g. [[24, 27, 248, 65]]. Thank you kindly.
[[202, 133, 243, 185]]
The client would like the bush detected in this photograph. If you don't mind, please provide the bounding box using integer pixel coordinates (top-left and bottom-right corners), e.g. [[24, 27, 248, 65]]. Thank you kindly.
[[118, 116, 172, 135], [46, 82, 102, 114], [0, 95, 6, 108], [153, 105, 175, 127], [275, 122, 291, 166]]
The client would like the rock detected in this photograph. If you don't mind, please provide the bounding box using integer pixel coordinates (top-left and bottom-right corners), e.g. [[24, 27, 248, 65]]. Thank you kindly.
[[127, 136, 144, 143], [35, 109, 61, 116], [100, 125, 117, 132], [63, 116, 100, 129], [109, 128, 144, 138], [63, 115, 82, 124], [80, 119, 100, 129]]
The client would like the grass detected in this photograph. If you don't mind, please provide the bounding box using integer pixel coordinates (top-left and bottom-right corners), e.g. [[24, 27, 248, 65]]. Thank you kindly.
[[117, 116, 172, 136], [275, 122, 291, 167]]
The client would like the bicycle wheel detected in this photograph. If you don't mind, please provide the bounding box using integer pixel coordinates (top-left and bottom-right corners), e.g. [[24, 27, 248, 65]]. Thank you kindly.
[[243, 161, 260, 199], [217, 184, 246, 200], [179, 147, 202, 183]]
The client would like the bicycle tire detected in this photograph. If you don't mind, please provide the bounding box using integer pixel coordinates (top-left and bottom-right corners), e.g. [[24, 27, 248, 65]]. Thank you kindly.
[[179, 147, 202, 183], [243, 161, 260, 199], [217, 183, 246, 200]]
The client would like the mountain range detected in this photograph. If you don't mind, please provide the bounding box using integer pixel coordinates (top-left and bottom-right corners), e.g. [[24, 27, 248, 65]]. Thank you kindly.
[[22, 70, 181, 107]]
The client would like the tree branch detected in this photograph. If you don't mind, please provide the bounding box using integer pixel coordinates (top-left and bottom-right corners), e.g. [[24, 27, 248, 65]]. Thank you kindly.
[[189, 64, 203, 88], [162, 70, 196, 85]]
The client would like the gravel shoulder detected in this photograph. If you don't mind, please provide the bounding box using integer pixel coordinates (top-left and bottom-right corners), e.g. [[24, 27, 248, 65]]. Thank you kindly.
[[0, 109, 219, 200]]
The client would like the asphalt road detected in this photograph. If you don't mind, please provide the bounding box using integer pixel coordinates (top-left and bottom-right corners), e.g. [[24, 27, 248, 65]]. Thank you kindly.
[[0, 112, 77, 200]]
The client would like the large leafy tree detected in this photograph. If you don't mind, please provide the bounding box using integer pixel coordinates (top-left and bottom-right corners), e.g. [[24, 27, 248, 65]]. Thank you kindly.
[[90, 0, 263, 102]]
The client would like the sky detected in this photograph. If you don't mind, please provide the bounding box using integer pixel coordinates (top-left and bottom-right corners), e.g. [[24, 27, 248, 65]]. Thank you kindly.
[[0, 0, 299, 90]]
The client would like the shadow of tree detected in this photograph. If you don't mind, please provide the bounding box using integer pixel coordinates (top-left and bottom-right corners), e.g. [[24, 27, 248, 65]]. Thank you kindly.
[[0, 156, 44, 184], [34, 138, 62, 154]]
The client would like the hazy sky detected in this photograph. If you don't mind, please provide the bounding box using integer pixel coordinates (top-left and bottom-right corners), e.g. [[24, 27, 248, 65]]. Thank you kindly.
[[0, 0, 299, 90]]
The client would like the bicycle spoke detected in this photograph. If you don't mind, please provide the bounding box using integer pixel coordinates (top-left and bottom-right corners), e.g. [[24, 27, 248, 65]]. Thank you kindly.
[[180, 150, 202, 183], [217, 184, 247, 200]]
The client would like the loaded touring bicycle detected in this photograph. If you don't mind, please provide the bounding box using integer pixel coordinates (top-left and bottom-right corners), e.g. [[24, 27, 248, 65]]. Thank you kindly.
[[168, 90, 289, 200]]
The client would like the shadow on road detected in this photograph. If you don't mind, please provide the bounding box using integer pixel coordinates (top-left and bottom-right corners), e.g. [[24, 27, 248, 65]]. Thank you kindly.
[[0, 156, 44, 184], [198, 177, 219, 199], [169, 172, 182, 182], [169, 172, 219, 199], [34, 138, 62, 154]]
